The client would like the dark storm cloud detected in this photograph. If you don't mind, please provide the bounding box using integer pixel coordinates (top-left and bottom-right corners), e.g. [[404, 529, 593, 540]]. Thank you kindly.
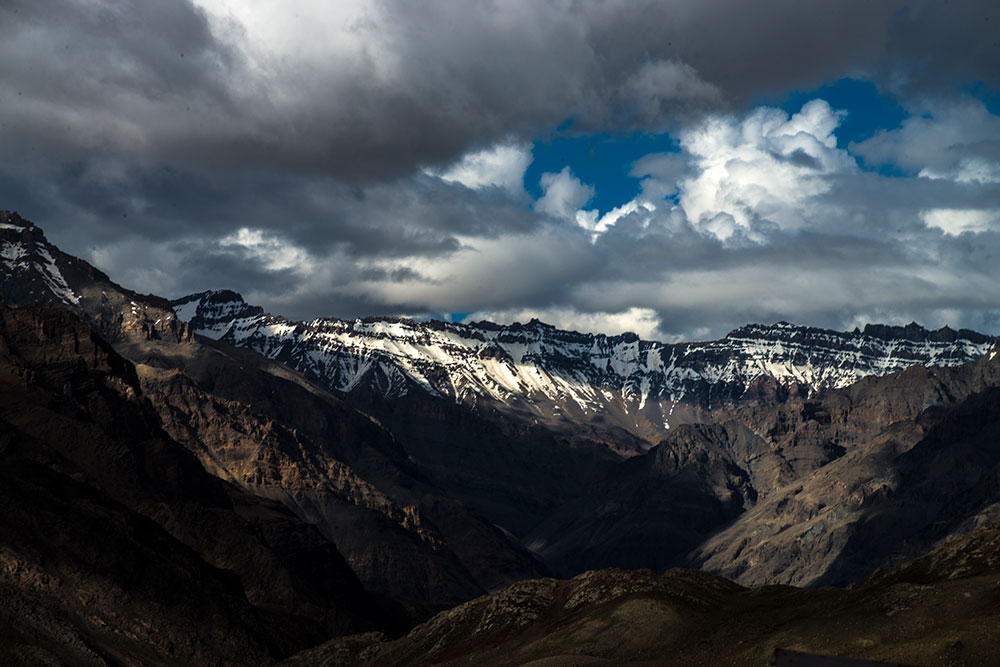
[[0, 159, 541, 262], [0, 0, 236, 160], [2, 1, 999, 339], [3, 0, 998, 182]]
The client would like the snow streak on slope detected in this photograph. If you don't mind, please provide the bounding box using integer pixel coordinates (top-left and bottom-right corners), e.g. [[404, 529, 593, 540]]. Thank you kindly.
[[171, 291, 995, 443], [0, 216, 79, 305]]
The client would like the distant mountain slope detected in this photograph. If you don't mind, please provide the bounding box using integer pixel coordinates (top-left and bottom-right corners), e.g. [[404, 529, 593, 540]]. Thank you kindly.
[[693, 344, 1000, 588], [526, 339, 1000, 583], [125, 335, 552, 608], [6, 208, 1000, 611], [172, 288, 993, 448]]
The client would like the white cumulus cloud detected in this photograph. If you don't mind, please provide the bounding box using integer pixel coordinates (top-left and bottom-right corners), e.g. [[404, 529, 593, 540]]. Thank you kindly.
[[219, 227, 312, 272], [535, 167, 596, 221], [427, 142, 533, 195], [676, 99, 854, 242], [921, 208, 999, 236]]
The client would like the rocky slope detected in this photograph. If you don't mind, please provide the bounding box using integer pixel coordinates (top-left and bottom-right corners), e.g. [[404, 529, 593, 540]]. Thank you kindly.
[[172, 288, 993, 449], [126, 335, 551, 608], [692, 345, 1000, 588], [0, 303, 406, 664], [281, 524, 1000, 667], [526, 340, 1000, 583], [0, 460, 273, 667], [0, 211, 550, 609]]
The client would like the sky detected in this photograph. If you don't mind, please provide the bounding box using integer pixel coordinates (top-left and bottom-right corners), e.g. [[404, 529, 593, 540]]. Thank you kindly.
[[1, 0, 999, 341]]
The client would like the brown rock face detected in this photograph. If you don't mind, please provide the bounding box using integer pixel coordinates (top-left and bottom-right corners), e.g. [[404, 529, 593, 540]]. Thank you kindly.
[[518, 343, 1000, 583], [688, 350, 1000, 588], [0, 304, 405, 663], [123, 335, 551, 610]]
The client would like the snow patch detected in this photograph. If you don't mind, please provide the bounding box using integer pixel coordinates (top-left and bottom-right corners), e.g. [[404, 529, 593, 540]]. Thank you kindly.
[[171, 298, 201, 323], [34, 246, 79, 305], [174, 299, 995, 436]]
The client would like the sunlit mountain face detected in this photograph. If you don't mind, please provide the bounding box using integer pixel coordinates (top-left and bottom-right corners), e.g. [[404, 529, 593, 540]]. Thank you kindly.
[[2, 3, 1000, 665]]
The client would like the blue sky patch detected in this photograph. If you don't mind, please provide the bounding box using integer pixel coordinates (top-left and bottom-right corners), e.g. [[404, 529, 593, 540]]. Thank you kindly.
[[525, 132, 679, 215], [525, 78, 915, 215], [766, 78, 908, 147]]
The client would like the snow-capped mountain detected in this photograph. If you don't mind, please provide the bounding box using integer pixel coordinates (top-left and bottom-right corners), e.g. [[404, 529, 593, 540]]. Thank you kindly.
[[0, 211, 189, 343], [1, 213, 82, 307], [2, 208, 993, 448], [172, 289, 995, 445]]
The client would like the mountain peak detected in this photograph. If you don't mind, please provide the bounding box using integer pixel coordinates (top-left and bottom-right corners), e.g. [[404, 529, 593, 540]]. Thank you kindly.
[[516, 317, 556, 332], [0, 210, 34, 230], [170, 290, 264, 340], [175, 289, 249, 307], [0, 215, 80, 307], [860, 321, 991, 344]]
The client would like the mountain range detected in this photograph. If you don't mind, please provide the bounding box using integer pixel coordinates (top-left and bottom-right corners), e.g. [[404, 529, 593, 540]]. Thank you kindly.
[[2, 209, 999, 666], [172, 288, 993, 450]]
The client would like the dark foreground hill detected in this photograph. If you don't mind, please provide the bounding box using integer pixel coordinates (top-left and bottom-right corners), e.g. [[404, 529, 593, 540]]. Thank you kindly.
[[283, 525, 1000, 667]]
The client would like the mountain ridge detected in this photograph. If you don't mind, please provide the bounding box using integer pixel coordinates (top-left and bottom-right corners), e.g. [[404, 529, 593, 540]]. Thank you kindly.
[[6, 206, 990, 452], [171, 287, 995, 448]]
